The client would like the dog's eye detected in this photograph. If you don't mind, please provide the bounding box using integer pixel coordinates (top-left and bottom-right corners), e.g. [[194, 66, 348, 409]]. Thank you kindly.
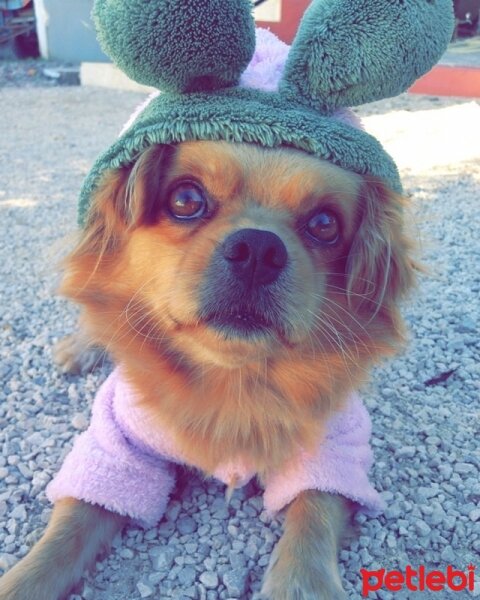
[[167, 183, 208, 220], [305, 210, 340, 245]]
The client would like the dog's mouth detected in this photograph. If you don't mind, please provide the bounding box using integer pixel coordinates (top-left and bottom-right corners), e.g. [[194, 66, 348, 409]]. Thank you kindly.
[[203, 308, 278, 338]]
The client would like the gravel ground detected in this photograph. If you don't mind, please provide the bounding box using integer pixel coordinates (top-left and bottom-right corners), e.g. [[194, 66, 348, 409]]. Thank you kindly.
[[0, 80, 479, 600]]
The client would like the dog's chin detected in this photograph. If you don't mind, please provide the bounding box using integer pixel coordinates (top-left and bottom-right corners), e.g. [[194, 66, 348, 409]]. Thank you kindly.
[[169, 315, 284, 368]]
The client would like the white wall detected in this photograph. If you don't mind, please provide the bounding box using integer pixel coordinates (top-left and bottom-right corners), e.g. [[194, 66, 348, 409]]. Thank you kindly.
[[32, 0, 108, 61]]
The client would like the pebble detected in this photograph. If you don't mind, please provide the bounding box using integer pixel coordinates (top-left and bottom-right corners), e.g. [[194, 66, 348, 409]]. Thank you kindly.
[[177, 516, 197, 535], [396, 446, 416, 458], [150, 547, 176, 572], [415, 520, 432, 537], [441, 546, 456, 562], [223, 568, 249, 597], [199, 572, 218, 589], [469, 509, 480, 523], [178, 566, 196, 586], [10, 505, 27, 521], [137, 580, 154, 598], [0, 553, 17, 571], [71, 413, 89, 430]]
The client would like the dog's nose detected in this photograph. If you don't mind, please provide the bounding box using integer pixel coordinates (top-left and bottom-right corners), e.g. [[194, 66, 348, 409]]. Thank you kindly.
[[222, 228, 288, 287]]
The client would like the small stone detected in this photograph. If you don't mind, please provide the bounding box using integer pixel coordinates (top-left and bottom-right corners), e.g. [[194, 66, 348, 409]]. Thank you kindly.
[[439, 464, 453, 479], [223, 568, 249, 597], [418, 486, 438, 499], [10, 505, 27, 521], [178, 566, 196, 586], [203, 557, 216, 571], [0, 553, 17, 571], [384, 505, 402, 520], [441, 546, 456, 562], [177, 516, 197, 535], [469, 508, 480, 522], [71, 413, 88, 430], [415, 520, 431, 537], [199, 571, 219, 589], [150, 547, 176, 572], [455, 462, 474, 475], [386, 534, 396, 549], [227, 524, 239, 537], [380, 491, 394, 503], [165, 501, 181, 522], [136, 580, 154, 598], [396, 446, 416, 458], [456, 317, 477, 333], [120, 548, 134, 559], [144, 529, 157, 541], [244, 541, 258, 560], [17, 463, 32, 479], [229, 552, 247, 569]]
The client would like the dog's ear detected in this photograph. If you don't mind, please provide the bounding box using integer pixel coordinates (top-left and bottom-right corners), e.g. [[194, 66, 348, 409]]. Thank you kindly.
[[346, 179, 417, 318], [77, 144, 175, 257]]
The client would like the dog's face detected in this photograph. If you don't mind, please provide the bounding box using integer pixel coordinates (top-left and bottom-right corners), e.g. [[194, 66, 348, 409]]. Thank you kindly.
[[69, 141, 413, 370], [119, 141, 365, 368]]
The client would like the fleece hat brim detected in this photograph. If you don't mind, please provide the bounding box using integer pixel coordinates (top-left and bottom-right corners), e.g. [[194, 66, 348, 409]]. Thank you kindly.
[[78, 83, 401, 226]]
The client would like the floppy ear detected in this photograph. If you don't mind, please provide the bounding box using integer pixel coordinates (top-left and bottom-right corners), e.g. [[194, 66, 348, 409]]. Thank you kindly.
[[75, 145, 175, 260], [346, 180, 417, 318]]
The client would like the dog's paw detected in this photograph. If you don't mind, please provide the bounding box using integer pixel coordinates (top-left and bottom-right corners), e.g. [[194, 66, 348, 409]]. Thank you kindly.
[[53, 334, 104, 375], [0, 572, 51, 600], [259, 542, 347, 600], [0, 559, 82, 600]]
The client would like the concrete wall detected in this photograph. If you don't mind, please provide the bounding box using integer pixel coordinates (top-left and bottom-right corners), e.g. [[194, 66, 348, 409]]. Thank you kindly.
[[33, 0, 107, 61]]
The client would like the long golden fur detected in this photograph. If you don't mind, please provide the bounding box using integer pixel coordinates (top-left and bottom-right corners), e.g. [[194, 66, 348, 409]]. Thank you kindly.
[[0, 141, 416, 600]]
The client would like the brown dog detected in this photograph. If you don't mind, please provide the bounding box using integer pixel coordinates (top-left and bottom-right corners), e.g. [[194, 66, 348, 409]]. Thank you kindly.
[[0, 140, 415, 600]]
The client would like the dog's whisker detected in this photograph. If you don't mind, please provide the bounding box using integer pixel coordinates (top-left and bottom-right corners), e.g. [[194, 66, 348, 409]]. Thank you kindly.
[[305, 313, 357, 388]]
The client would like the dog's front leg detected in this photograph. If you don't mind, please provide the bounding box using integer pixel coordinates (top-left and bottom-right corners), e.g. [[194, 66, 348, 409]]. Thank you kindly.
[[0, 498, 126, 600], [54, 330, 104, 375], [260, 490, 349, 600]]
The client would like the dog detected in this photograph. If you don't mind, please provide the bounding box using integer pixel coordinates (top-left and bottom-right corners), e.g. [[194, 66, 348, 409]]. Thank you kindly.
[[0, 139, 416, 600]]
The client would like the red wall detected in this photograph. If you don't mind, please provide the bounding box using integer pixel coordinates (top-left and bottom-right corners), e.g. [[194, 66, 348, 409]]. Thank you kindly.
[[256, 0, 311, 44]]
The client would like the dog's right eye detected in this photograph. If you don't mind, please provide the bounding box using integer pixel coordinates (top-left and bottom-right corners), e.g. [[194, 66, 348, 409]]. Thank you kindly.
[[167, 182, 208, 220]]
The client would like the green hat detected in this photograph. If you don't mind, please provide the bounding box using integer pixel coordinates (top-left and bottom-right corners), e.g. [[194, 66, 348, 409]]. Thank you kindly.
[[79, 0, 454, 227]]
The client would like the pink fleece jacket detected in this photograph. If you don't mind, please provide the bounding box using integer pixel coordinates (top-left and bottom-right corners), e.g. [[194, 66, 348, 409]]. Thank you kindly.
[[46, 369, 384, 528]]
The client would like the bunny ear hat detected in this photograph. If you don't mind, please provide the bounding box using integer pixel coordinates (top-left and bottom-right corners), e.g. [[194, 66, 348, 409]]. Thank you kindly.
[[78, 0, 454, 226]]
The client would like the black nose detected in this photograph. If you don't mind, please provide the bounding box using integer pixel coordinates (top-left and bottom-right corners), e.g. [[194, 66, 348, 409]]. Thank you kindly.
[[221, 228, 288, 287]]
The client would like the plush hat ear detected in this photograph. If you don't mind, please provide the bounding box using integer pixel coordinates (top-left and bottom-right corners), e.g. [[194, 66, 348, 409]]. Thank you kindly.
[[279, 0, 454, 113], [93, 0, 256, 93]]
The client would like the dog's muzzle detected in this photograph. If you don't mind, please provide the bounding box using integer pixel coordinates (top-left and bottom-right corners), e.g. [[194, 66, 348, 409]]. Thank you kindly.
[[199, 228, 289, 337]]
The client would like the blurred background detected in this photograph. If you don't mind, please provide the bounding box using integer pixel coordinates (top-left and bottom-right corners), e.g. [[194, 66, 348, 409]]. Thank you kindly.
[[0, 0, 479, 60]]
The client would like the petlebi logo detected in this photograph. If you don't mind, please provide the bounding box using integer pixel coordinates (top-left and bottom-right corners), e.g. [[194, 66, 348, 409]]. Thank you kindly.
[[360, 564, 476, 596]]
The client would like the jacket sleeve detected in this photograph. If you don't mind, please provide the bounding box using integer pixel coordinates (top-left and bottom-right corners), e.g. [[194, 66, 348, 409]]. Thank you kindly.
[[46, 371, 175, 528], [262, 393, 385, 516]]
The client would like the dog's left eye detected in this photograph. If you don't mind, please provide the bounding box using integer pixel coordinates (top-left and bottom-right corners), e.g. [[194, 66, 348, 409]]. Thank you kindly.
[[305, 210, 340, 245], [167, 183, 208, 220]]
